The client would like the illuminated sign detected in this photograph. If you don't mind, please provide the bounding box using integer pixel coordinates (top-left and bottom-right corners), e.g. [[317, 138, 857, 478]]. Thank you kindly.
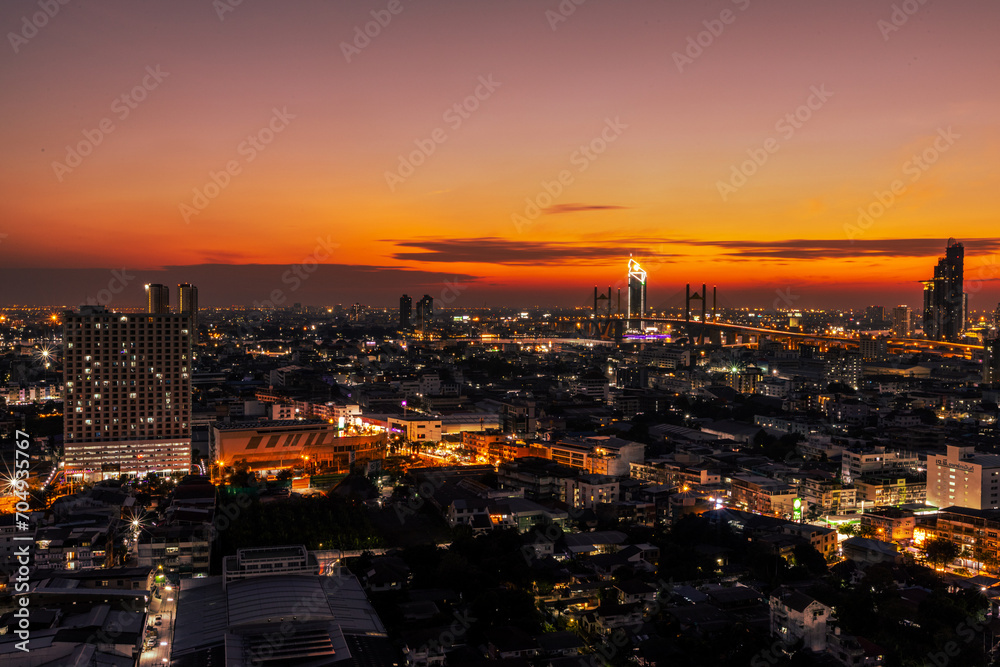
[[936, 458, 975, 473]]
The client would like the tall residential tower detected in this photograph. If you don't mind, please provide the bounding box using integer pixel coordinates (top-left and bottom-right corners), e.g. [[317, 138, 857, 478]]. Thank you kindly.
[[922, 238, 966, 341], [63, 305, 192, 479], [145, 283, 170, 314], [178, 283, 199, 335]]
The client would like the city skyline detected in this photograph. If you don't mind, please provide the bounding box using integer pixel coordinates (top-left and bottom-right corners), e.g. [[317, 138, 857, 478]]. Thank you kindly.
[[2, 1, 999, 310]]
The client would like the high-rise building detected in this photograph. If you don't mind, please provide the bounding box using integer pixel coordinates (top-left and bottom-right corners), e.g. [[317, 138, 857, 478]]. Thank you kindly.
[[859, 336, 888, 362], [416, 295, 433, 331], [864, 305, 886, 327], [985, 338, 1000, 384], [145, 283, 170, 314], [178, 283, 199, 335], [399, 294, 412, 329], [927, 445, 1000, 510], [627, 257, 647, 327], [63, 305, 192, 479], [994, 302, 1000, 327], [891, 305, 912, 338], [922, 238, 965, 341]]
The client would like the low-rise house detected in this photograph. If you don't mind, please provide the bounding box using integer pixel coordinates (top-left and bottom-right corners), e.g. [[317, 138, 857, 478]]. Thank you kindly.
[[581, 602, 643, 635], [445, 498, 491, 530], [842, 537, 901, 566], [485, 627, 540, 660], [614, 580, 658, 605], [783, 523, 839, 559], [362, 556, 412, 592], [860, 508, 916, 543], [770, 587, 833, 652], [826, 628, 886, 666]]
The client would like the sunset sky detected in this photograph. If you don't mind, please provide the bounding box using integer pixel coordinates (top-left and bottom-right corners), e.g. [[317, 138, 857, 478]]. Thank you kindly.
[[1, 0, 998, 310]]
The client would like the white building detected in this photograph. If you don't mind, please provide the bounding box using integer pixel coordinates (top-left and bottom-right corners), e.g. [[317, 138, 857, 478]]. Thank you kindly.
[[770, 587, 832, 652], [388, 415, 442, 443], [927, 445, 1000, 510], [222, 545, 320, 589], [841, 446, 921, 484], [565, 475, 620, 510]]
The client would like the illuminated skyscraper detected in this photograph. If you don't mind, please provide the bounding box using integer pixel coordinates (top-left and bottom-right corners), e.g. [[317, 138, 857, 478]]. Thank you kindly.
[[922, 238, 965, 341], [146, 283, 170, 314], [63, 305, 192, 479], [178, 283, 199, 335], [627, 258, 647, 328], [416, 295, 433, 331], [891, 305, 912, 338], [400, 294, 412, 329], [984, 338, 1000, 384]]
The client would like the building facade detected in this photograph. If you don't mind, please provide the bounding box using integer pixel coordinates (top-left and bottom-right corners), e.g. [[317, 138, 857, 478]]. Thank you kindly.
[[178, 283, 199, 335], [399, 294, 412, 329], [927, 445, 1000, 510], [922, 238, 966, 341], [63, 306, 192, 479], [892, 305, 912, 338], [841, 447, 921, 484]]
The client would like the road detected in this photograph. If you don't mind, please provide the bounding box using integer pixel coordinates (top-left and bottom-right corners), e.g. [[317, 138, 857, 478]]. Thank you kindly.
[[138, 583, 177, 667]]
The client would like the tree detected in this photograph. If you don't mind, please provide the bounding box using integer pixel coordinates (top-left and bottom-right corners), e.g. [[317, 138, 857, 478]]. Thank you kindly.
[[975, 546, 999, 574], [792, 543, 828, 576], [923, 538, 960, 569]]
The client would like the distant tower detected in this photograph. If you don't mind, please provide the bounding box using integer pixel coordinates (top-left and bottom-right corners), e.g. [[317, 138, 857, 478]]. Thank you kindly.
[[627, 257, 647, 329], [891, 305, 912, 338], [178, 283, 198, 335], [145, 283, 169, 314], [399, 294, 412, 329], [984, 338, 1000, 384], [416, 295, 433, 332], [922, 238, 965, 341], [864, 305, 886, 327]]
